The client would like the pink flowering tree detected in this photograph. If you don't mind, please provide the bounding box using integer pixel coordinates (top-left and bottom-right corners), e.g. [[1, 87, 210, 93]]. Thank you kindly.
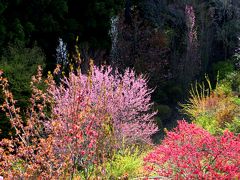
[[144, 120, 240, 179], [50, 64, 158, 147], [47, 64, 158, 177]]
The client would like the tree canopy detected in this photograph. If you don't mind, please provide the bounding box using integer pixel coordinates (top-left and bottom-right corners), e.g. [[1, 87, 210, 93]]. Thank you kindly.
[[0, 0, 123, 69]]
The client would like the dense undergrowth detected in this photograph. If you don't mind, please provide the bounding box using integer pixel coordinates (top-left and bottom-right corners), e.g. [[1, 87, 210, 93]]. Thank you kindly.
[[0, 59, 239, 179]]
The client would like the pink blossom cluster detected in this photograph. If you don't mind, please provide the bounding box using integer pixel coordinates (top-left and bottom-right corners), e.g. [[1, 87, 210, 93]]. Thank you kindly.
[[50, 65, 158, 146], [144, 120, 240, 179]]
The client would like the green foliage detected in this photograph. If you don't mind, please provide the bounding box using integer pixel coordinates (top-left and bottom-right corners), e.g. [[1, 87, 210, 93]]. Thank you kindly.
[[221, 71, 240, 93], [0, 0, 124, 70], [0, 43, 45, 100], [104, 146, 145, 179], [166, 85, 183, 103], [194, 115, 219, 135], [226, 117, 240, 134], [74, 145, 148, 179], [181, 74, 240, 135], [153, 89, 168, 104], [155, 116, 162, 128], [12, 159, 25, 173], [0, 43, 45, 138], [213, 61, 234, 80], [154, 104, 172, 126], [234, 97, 240, 105]]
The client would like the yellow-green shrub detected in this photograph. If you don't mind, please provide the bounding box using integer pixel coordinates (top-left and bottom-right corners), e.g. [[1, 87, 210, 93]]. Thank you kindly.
[[181, 75, 240, 135], [101, 145, 148, 179]]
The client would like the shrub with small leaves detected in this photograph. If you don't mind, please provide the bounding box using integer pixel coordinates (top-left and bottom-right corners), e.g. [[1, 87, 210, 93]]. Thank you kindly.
[[144, 120, 240, 179]]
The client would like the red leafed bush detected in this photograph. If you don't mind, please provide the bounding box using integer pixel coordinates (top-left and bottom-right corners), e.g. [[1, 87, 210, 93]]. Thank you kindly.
[[144, 120, 240, 179]]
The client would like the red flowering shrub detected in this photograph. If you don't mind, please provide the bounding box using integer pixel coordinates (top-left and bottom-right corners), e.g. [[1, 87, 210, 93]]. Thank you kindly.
[[144, 120, 240, 179]]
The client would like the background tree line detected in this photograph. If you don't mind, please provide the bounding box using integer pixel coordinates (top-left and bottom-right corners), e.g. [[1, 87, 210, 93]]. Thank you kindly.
[[0, 0, 239, 138]]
